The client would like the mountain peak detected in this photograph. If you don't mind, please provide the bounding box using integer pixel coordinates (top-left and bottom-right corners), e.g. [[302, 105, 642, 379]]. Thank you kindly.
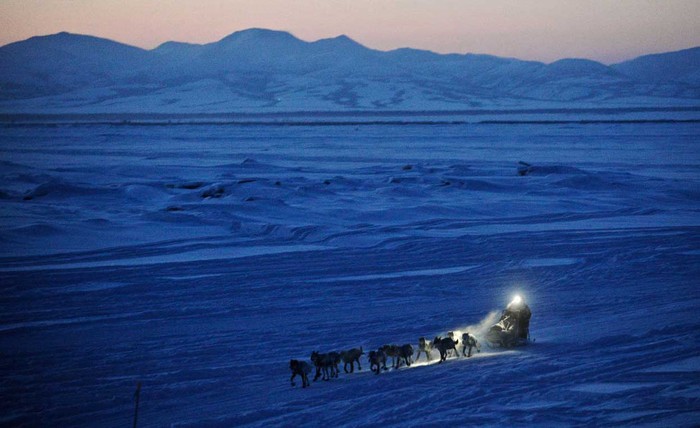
[[218, 28, 301, 45], [36, 31, 118, 44], [617, 46, 700, 64], [1, 31, 148, 54], [327, 35, 357, 45], [612, 46, 700, 85], [312, 34, 368, 51]]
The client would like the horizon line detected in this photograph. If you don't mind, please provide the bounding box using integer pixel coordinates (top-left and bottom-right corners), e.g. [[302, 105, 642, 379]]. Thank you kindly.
[[4, 27, 700, 66]]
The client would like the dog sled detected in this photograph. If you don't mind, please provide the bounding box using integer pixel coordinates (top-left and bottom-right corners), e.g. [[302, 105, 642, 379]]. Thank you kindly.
[[486, 295, 531, 348]]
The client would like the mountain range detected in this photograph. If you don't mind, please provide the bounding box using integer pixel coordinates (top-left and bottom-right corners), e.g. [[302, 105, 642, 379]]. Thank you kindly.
[[1, 28, 699, 113]]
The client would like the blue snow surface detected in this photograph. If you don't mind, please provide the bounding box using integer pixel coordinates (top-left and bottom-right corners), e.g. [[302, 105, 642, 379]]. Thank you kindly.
[[1, 121, 699, 426]]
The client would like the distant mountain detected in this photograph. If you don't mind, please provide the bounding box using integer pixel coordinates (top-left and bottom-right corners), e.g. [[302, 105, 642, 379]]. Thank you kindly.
[[0, 29, 698, 113], [612, 47, 700, 86], [0, 32, 151, 98]]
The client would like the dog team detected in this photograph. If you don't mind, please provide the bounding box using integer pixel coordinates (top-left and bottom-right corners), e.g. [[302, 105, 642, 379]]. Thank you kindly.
[[290, 331, 480, 388]]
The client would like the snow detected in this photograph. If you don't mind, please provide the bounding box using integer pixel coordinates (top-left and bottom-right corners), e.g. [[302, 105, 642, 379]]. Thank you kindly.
[[0, 244, 330, 272], [522, 258, 581, 267], [570, 382, 662, 394], [642, 356, 700, 373], [0, 120, 699, 426], [311, 265, 479, 282]]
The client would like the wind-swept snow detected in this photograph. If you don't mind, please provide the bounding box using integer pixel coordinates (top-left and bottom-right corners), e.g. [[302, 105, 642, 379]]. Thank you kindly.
[[0, 121, 698, 426]]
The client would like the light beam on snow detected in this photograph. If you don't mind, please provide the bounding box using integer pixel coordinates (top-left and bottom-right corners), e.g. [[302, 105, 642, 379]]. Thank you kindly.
[[407, 310, 503, 369], [449, 310, 501, 347]]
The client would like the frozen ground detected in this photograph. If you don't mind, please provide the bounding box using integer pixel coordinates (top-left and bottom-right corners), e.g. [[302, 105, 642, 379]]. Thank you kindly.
[[0, 121, 699, 426]]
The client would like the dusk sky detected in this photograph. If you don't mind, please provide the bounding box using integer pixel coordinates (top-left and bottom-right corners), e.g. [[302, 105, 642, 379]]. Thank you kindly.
[[1, 0, 699, 64]]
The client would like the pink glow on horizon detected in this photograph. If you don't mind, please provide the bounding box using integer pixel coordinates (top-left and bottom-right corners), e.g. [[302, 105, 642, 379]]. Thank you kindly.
[[1, 0, 699, 64]]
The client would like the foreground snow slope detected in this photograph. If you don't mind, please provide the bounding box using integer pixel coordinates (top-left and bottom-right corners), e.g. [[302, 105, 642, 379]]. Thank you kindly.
[[0, 121, 699, 426]]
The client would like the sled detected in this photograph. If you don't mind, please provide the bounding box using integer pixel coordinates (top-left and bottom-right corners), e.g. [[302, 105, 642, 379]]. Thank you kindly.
[[486, 298, 532, 348]]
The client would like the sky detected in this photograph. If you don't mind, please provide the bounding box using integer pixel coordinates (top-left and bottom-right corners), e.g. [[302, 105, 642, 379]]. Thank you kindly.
[[1, 0, 699, 64]]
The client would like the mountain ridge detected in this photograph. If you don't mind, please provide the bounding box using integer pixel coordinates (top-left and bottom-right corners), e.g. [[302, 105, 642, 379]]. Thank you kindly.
[[1, 29, 698, 113]]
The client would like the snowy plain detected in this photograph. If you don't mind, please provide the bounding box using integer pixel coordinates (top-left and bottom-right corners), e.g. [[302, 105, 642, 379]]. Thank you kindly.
[[1, 119, 699, 426]]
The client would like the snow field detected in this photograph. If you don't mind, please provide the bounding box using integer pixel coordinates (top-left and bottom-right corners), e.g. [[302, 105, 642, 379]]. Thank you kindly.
[[0, 121, 698, 426]]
